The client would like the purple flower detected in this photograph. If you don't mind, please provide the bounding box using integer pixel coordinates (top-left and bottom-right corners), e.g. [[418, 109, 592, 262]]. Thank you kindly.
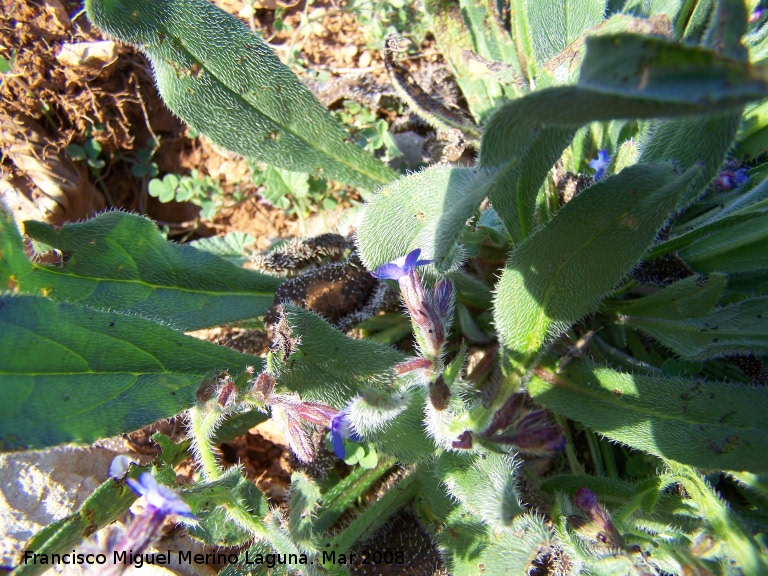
[[588, 150, 611, 181], [330, 407, 363, 459], [126, 473, 195, 519], [714, 166, 749, 191], [371, 248, 432, 281]]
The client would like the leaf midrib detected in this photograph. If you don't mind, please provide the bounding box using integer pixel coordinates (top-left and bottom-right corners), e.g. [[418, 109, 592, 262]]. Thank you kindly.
[[31, 264, 275, 299]]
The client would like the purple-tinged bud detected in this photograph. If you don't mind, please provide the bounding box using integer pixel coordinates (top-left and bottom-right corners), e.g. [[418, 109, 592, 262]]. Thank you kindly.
[[452, 431, 473, 449], [428, 374, 451, 411], [713, 165, 749, 191], [496, 426, 566, 453], [394, 357, 434, 375], [432, 279, 454, 319], [271, 402, 315, 463], [483, 392, 526, 437], [371, 249, 445, 357], [250, 373, 276, 403], [295, 401, 337, 427], [515, 409, 550, 431], [217, 381, 238, 409], [399, 270, 445, 356], [571, 488, 624, 548], [573, 487, 598, 513]]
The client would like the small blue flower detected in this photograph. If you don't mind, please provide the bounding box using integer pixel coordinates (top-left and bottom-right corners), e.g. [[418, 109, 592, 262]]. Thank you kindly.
[[588, 150, 611, 181], [714, 166, 749, 190], [734, 167, 750, 187], [126, 473, 196, 519], [329, 407, 363, 459], [371, 248, 433, 281]]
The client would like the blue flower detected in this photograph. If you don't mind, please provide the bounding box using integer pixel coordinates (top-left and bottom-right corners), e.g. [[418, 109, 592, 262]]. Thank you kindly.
[[329, 407, 363, 459], [371, 248, 433, 281], [126, 473, 196, 519], [714, 166, 749, 190], [588, 150, 611, 181], [735, 168, 750, 187]]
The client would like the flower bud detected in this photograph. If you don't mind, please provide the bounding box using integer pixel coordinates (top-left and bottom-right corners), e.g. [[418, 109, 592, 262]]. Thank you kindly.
[[451, 431, 473, 449], [250, 373, 276, 403], [217, 381, 238, 409], [573, 487, 598, 513], [428, 374, 451, 411]]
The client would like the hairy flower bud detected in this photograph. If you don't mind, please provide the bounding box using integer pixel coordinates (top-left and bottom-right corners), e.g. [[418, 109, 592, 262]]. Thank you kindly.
[[250, 373, 276, 403], [217, 381, 238, 409], [451, 430, 473, 449], [428, 374, 451, 411]]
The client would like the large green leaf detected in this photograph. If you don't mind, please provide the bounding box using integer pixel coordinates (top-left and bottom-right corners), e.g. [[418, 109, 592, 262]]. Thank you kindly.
[[608, 273, 728, 319], [0, 294, 257, 451], [480, 34, 768, 240], [85, 0, 395, 192], [357, 165, 493, 273], [493, 163, 697, 361], [679, 215, 768, 274], [482, 34, 768, 170], [623, 296, 768, 360], [2, 210, 281, 331], [530, 360, 768, 472], [638, 0, 749, 208]]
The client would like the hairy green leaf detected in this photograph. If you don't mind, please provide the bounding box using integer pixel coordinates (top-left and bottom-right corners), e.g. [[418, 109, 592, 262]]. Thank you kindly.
[[608, 273, 728, 319], [9, 211, 281, 331], [438, 508, 552, 576], [278, 306, 405, 407], [85, 0, 395, 191], [186, 469, 269, 546], [525, 0, 607, 66], [288, 472, 320, 553], [0, 294, 257, 451], [437, 451, 523, 527], [623, 296, 768, 360], [357, 165, 492, 273], [494, 163, 697, 361], [679, 215, 768, 273], [530, 361, 768, 472], [481, 34, 768, 239], [666, 461, 768, 574]]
